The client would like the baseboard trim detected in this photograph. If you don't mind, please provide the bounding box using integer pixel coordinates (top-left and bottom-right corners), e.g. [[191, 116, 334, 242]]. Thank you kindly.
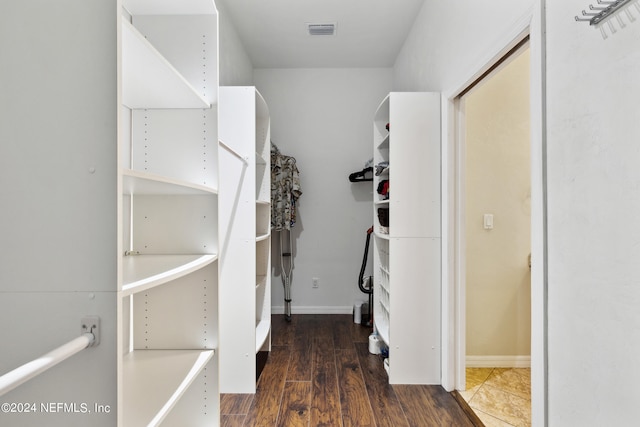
[[466, 355, 531, 368], [451, 390, 485, 427], [271, 306, 353, 315]]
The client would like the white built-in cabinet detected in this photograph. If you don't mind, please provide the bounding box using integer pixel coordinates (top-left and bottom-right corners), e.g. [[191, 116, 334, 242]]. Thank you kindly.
[[372, 93, 441, 384], [118, 1, 220, 425], [218, 87, 272, 393]]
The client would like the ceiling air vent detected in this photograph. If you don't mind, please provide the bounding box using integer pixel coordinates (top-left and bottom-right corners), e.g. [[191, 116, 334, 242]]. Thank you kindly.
[[307, 23, 336, 36]]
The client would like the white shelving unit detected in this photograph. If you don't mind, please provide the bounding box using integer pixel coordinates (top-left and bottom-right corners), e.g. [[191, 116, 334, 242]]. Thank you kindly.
[[118, 0, 220, 425], [218, 87, 272, 393], [372, 92, 441, 385]]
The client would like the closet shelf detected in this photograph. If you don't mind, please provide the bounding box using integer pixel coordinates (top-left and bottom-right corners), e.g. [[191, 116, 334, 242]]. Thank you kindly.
[[121, 254, 217, 296], [122, 349, 214, 427], [123, 0, 217, 15], [379, 299, 390, 314], [256, 91, 269, 120], [375, 199, 390, 206], [123, 169, 218, 195], [377, 134, 390, 149], [256, 233, 270, 242], [256, 275, 267, 289], [376, 319, 390, 346], [255, 319, 270, 353], [256, 152, 268, 165], [122, 20, 210, 109], [377, 166, 389, 176], [375, 232, 390, 240]]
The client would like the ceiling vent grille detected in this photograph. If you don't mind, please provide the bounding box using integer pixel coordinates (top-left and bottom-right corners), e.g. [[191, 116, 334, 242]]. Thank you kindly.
[[307, 23, 336, 36]]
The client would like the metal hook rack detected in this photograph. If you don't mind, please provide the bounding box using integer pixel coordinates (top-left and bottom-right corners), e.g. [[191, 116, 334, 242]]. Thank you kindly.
[[575, 0, 637, 26]]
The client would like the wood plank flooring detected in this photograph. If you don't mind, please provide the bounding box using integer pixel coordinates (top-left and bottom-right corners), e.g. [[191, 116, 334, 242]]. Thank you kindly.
[[221, 314, 477, 427]]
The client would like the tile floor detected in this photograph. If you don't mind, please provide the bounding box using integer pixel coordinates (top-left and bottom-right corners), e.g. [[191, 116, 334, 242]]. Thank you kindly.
[[460, 367, 531, 427]]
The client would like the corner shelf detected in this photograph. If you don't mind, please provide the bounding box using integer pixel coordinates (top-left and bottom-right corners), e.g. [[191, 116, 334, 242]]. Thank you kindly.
[[377, 134, 390, 150], [121, 20, 210, 109], [256, 233, 270, 242], [121, 254, 217, 296], [118, 2, 220, 425], [255, 320, 270, 353], [256, 275, 267, 289], [123, 169, 218, 195], [122, 349, 214, 427]]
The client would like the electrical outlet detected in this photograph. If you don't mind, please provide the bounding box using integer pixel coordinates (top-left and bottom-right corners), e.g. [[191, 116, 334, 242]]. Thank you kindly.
[[312, 277, 319, 288]]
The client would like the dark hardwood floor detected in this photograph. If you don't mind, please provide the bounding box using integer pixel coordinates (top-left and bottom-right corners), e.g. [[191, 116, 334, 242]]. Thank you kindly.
[[221, 314, 478, 427]]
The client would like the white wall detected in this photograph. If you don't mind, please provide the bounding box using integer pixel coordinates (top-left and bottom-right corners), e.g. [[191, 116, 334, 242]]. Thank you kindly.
[[0, 2, 117, 425], [546, 1, 640, 425], [393, 0, 534, 92], [395, 0, 640, 425], [217, 0, 253, 85], [465, 49, 531, 358], [254, 68, 393, 312]]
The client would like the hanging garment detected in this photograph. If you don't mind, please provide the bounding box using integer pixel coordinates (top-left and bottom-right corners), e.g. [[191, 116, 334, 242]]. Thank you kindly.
[[271, 148, 302, 230]]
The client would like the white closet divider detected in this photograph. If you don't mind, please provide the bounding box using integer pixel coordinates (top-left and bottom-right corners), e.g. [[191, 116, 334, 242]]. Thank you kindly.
[[372, 92, 441, 385], [218, 86, 272, 393]]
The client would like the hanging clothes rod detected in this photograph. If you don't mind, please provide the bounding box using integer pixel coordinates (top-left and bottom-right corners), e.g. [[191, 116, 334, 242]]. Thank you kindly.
[[219, 140, 249, 164], [0, 317, 99, 397], [575, 0, 636, 25]]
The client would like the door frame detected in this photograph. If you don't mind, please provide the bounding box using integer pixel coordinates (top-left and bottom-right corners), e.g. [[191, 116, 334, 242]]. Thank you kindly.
[[440, 3, 547, 425]]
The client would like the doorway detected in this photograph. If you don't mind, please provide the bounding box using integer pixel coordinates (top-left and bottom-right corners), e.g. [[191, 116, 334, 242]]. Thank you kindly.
[[454, 41, 532, 425]]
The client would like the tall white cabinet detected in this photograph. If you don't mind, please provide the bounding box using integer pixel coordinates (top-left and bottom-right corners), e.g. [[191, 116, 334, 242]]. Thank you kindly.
[[119, 1, 220, 425], [218, 87, 272, 393], [372, 92, 441, 384]]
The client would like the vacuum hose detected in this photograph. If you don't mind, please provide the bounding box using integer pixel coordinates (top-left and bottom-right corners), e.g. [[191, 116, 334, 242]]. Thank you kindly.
[[358, 226, 374, 295], [358, 226, 374, 327]]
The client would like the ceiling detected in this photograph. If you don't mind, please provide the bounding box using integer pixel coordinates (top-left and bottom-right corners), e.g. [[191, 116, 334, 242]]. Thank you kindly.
[[216, 0, 426, 69]]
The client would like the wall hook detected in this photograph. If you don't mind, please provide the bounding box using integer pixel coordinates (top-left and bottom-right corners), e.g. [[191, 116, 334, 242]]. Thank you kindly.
[[575, 0, 636, 26]]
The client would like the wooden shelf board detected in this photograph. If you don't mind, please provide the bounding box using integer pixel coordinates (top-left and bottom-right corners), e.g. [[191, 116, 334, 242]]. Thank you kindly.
[[121, 254, 217, 296], [123, 169, 218, 195], [123, 349, 214, 427], [122, 20, 210, 109]]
